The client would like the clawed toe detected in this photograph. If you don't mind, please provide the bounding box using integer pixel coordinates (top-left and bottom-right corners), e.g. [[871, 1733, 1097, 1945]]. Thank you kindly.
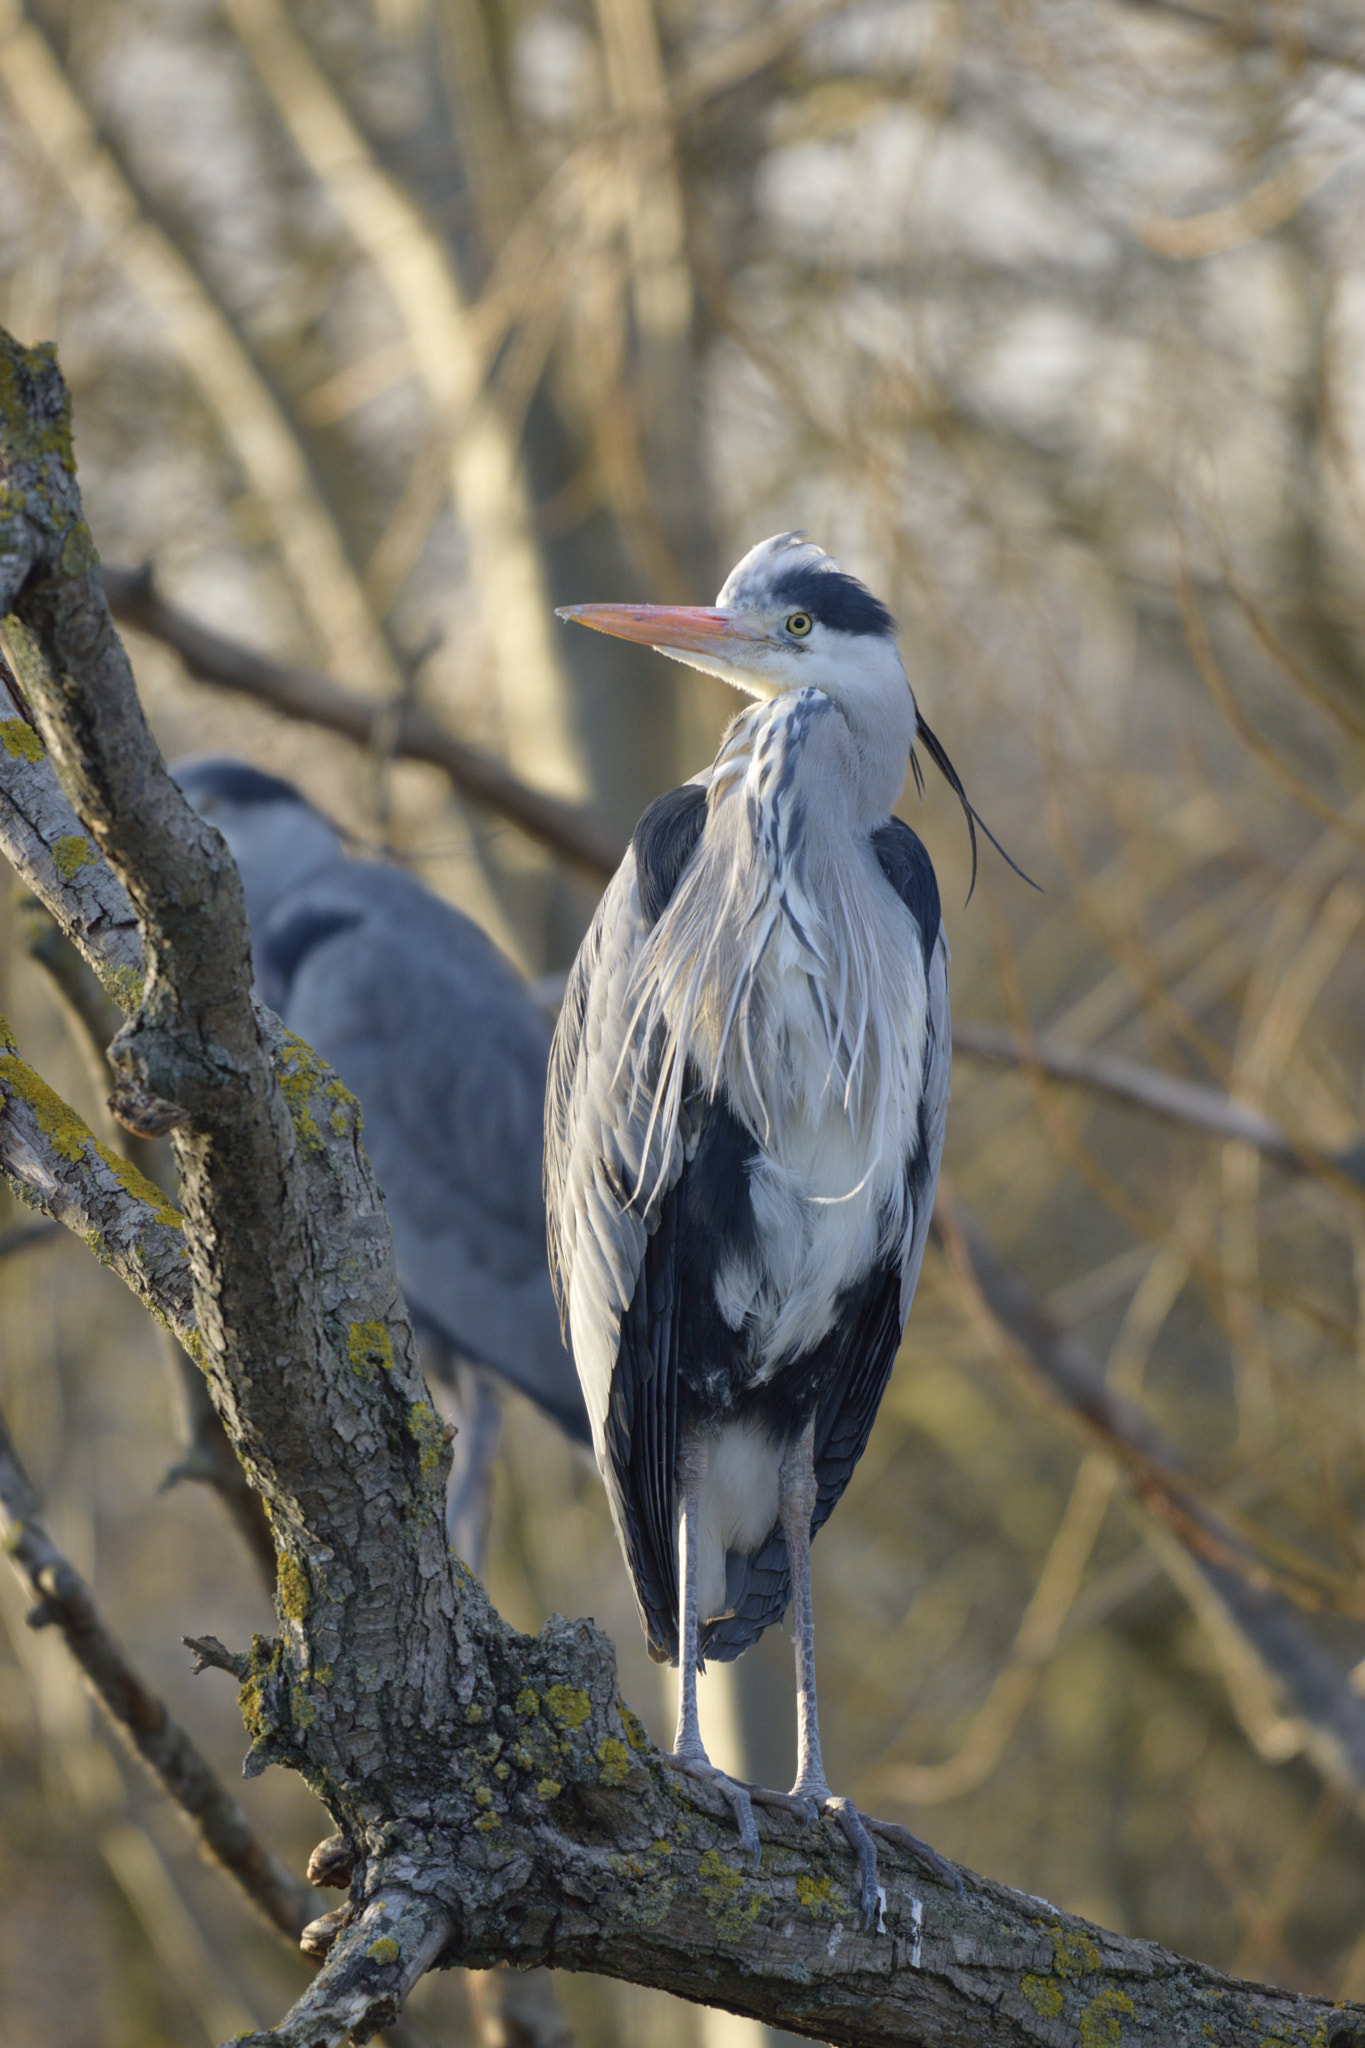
[[865, 1815, 961, 1893], [824, 1797, 887, 1932], [666, 1753, 761, 1864]]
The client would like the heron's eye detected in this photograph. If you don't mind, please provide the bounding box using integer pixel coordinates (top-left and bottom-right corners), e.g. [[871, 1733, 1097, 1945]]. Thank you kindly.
[[785, 612, 813, 638]]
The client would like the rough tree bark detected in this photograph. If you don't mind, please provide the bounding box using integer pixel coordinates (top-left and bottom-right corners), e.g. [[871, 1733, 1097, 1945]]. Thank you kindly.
[[3, 324, 1365, 2048]]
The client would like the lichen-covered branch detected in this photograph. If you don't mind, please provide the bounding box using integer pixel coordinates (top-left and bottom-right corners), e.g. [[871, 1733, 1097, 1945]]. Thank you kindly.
[[0, 1399, 315, 1939], [7, 323, 1365, 2048]]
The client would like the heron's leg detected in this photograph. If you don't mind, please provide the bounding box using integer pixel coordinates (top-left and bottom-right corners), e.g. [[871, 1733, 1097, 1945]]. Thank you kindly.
[[442, 1366, 502, 1575], [779, 1416, 886, 1930], [673, 1434, 708, 1760], [665, 1434, 761, 1864]]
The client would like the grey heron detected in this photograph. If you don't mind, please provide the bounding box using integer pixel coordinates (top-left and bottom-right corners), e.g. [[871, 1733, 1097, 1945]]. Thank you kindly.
[[545, 533, 1001, 1925], [174, 757, 590, 1559]]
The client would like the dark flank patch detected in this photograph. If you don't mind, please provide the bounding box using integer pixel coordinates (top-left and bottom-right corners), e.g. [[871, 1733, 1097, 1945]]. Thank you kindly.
[[871, 817, 941, 973], [258, 905, 363, 1012], [632, 782, 707, 928], [174, 756, 308, 811]]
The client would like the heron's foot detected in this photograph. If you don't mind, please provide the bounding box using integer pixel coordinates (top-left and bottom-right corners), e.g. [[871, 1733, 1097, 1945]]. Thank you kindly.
[[664, 1752, 761, 1865], [788, 1783, 958, 1932]]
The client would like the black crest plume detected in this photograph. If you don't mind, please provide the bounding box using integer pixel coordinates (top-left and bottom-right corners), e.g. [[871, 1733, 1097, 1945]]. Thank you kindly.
[[914, 717, 1041, 903]]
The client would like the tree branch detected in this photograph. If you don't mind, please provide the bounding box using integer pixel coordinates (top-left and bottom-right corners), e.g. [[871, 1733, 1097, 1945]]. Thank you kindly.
[[937, 1198, 1365, 1794], [100, 564, 624, 883], [951, 1022, 1365, 1191], [0, 1396, 315, 1939], [7, 327, 1365, 2048]]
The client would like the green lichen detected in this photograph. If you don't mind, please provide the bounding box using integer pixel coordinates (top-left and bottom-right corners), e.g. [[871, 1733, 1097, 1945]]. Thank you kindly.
[[618, 1702, 649, 1749], [52, 833, 92, 878], [104, 964, 145, 1015], [368, 1937, 400, 1966], [91, 1140, 182, 1229], [698, 1848, 760, 1940], [796, 1873, 838, 1921], [474, 1813, 501, 1832], [1079, 1988, 1136, 2047], [493, 1761, 510, 1782], [474, 1787, 493, 1808], [536, 1779, 562, 1801], [597, 1737, 632, 1786], [0, 338, 76, 470], [276, 1553, 310, 1624], [515, 1687, 540, 1718], [348, 1320, 394, 1380], [545, 1684, 590, 1730], [59, 521, 96, 577], [464, 1702, 484, 1725], [1022, 1975, 1064, 2020], [407, 1400, 444, 1478], [0, 1052, 95, 1160], [0, 718, 44, 763], [1051, 1926, 1102, 1979], [290, 1685, 315, 1730]]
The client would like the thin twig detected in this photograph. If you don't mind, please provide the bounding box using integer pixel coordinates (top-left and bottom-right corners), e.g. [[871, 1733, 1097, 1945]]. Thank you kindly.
[[935, 1197, 1365, 1788], [0, 1399, 314, 1939], [952, 1021, 1365, 1189], [101, 565, 623, 882]]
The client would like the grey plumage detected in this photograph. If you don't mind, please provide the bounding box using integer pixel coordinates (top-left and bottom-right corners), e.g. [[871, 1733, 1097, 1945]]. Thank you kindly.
[[545, 534, 962, 1918], [175, 757, 589, 1456]]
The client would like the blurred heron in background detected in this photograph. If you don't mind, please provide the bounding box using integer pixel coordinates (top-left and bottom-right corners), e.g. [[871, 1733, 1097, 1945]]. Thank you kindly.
[[542, 533, 1014, 1925], [175, 757, 590, 1565]]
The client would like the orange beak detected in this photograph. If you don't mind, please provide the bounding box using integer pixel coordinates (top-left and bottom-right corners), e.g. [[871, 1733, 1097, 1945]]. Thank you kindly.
[[554, 603, 767, 656]]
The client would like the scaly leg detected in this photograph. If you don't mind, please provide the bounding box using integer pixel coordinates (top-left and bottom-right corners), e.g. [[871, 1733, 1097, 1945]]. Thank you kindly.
[[780, 1417, 920, 1932], [665, 1433, 761, 1863]]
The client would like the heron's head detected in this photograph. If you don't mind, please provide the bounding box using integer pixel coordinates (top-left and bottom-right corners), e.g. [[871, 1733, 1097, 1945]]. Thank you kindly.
[[558, 533, 1038, 898], [556, 533, 910, 725], [173, 755, 344, 929]]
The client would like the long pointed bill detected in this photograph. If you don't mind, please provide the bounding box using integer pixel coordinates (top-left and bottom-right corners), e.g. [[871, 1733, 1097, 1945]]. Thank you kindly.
[[555, 603, 767, 658]]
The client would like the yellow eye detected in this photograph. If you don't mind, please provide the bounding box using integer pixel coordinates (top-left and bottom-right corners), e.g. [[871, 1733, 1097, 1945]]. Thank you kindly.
[[786, 612, 812, 637]]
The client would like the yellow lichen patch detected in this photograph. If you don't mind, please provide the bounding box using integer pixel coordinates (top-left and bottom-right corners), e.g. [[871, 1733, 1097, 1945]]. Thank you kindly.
[[276, 1553, 310, 1624], [275, 1033, 329, 1151], [536, 1779, 562, 1801], [515, 1687, 540, 1718], [796, 1873, 838, 1921], [1022, 1975, 1064, 2020], [618, 1703, 649, 1749], [464, 1702, 484, 1724], [0, 1052, 94, 1160], [1079, 1988, 1136, 2047], [597, 1737, 632, 1786], [91, 1141, 182, 1229], [474, 1814, 501, 1832], [367, 1937, 400, 1966], [545, 1684, 591, 1730], [474, 1787, 493, 1808], [699, 1849, 761, 1939], [104, 964, 145, 1015], [290, 1685, 316, 1730], [348, 1321, 394, 1379], [52, 833, 92, 878], [1051, 1927, 1102, 1979], [0, 718, 44, 763], [406, 1401, 445, 1478]]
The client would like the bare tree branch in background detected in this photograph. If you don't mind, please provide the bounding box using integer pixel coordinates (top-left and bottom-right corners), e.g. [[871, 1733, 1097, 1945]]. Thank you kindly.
[[100, 564, 624, 882], [0, 1398, 316, 1940]]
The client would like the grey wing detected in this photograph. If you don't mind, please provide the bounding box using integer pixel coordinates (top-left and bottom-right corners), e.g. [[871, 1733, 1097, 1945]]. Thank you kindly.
[[900, 920, 951, 1323], [544, 850, 687, 1515], [260, 863, 589, 1444]]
